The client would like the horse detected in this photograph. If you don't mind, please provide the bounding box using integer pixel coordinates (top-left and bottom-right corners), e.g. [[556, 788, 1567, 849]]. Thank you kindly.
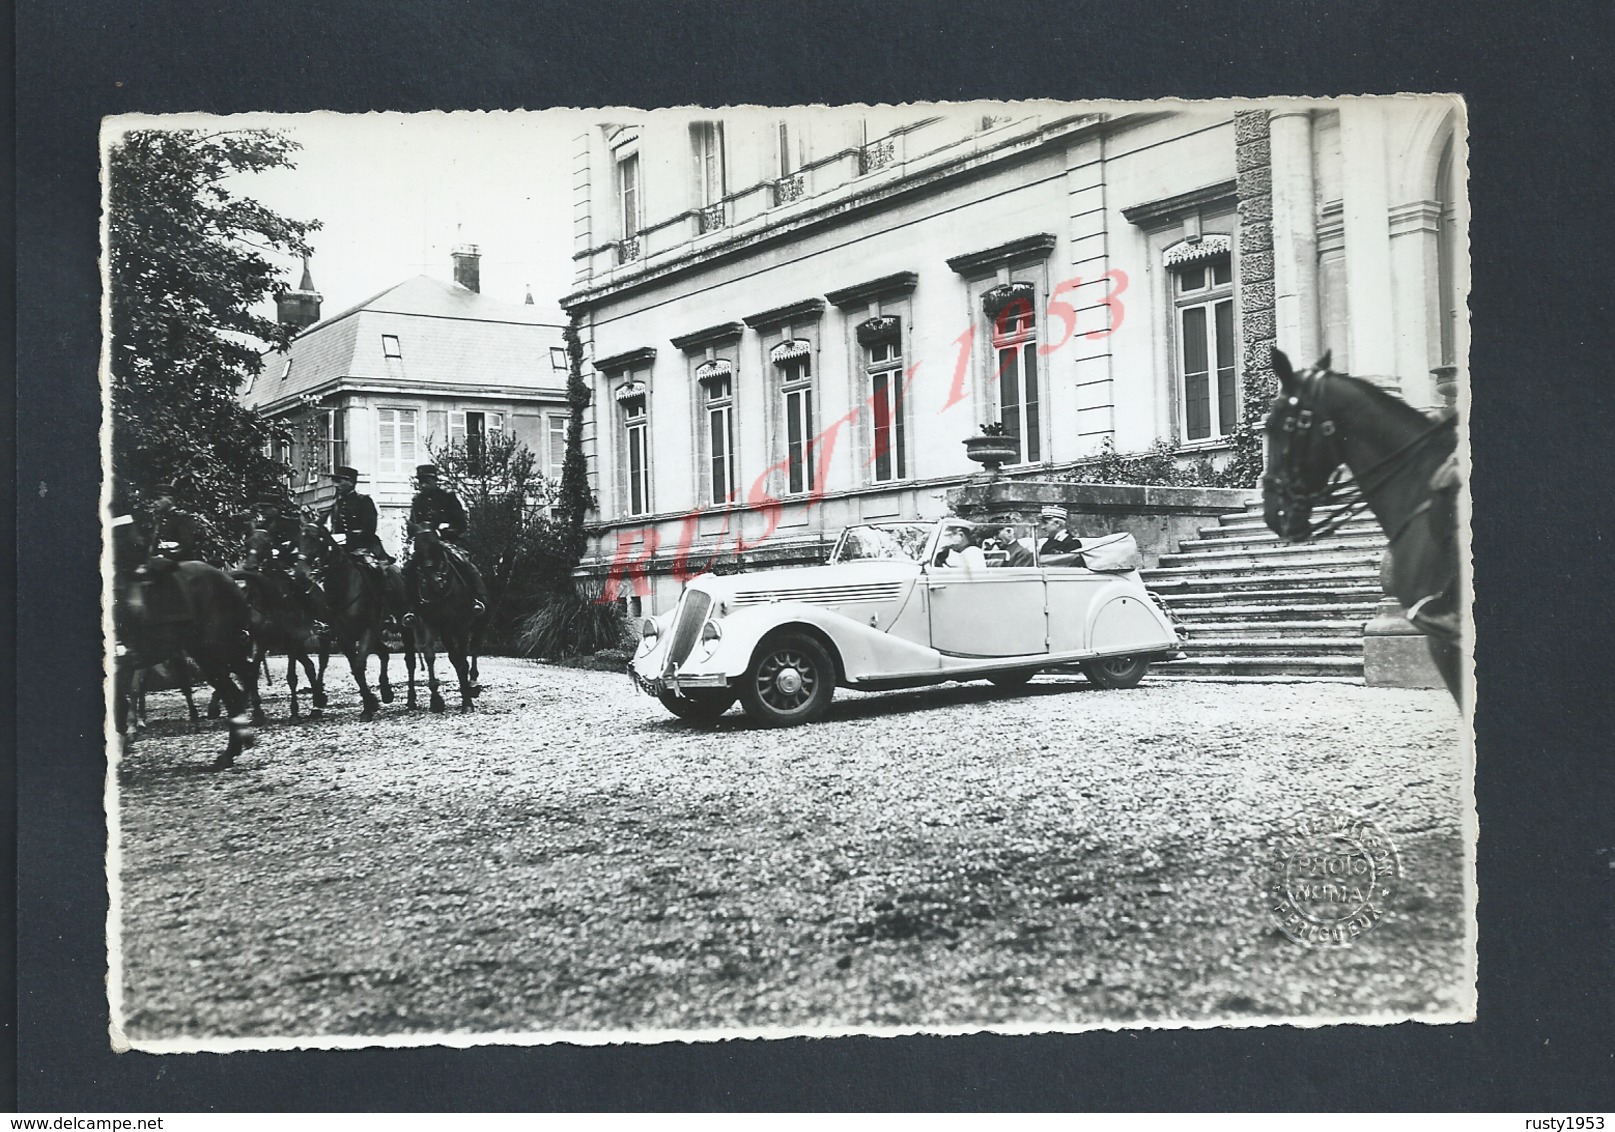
[[298, 522, 414, 721], [230, 568, 330, 723], [1261, 348, 1463, 702], [406, 524, 486, 713], [111, 517, 258, 769]]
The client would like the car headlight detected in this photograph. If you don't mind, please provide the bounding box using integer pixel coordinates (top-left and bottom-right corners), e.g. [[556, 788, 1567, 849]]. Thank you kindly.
[[700, 620, 722, 643], [641, 617, 660, 641]]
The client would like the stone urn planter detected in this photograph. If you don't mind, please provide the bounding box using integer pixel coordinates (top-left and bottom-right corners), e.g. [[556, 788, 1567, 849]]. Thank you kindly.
[[963, 430, 1019, 476]]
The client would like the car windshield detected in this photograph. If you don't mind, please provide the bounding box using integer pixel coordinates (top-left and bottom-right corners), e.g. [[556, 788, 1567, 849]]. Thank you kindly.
[[829, 523, 935, 565]]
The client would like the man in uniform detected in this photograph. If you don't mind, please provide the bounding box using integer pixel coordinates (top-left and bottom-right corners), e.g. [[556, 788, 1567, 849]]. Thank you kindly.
[[147, 483, 201, 563], [406, 463, 488, 617], [138, 483, 202, 622], [244, 494, 328, 636], [1036, 505, 1085, 566], [322, 465, 408, 615], [324, 466, 392, 564]]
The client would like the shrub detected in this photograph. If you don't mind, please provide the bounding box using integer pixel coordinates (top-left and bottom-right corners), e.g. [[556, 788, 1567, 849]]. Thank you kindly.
[[516, 579, 628, 660]]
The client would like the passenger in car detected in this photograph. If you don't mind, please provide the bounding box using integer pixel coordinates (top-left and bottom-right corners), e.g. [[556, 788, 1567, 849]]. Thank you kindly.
[[984, 521, 1033, 567], [935, 525, 987, 570], [1036, 506, 1086, 567]]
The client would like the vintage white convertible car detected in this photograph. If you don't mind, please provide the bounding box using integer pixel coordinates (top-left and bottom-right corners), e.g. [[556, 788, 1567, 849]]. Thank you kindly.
[[629, 517, 1180, 727]]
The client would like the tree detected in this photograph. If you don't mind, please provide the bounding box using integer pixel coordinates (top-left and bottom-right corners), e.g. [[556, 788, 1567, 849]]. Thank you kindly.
[[107, 128, 319, 559], [553, 315, 596, 572]]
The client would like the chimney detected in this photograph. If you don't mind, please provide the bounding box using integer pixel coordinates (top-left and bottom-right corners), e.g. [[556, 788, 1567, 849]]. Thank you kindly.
[[452, 243, 481, 293], [276, 256, 322, 331]]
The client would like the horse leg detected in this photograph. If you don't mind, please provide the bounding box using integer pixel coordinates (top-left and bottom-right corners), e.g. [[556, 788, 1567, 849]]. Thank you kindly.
[[377, 638, 395, 704], [129, 667, 148, 733], [296, 649, 324, 717], [424, 637, 445, 714], [346, 636, 380, 722], [250, 642, 268, 725], [195, 652, 253, 770], [286, 651, 301, 721], [179, 673, 199, 724], [403, 624, 418, 710], [312, 642, 330, 709], [450, 638, 474, 711]]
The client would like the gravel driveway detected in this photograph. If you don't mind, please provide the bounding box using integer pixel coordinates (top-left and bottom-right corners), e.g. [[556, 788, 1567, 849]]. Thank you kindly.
[[113, 658, 1472, 1046]]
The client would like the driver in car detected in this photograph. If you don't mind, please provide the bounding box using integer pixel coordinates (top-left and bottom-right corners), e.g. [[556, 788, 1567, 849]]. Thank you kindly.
[[936, 525, 987, 570]]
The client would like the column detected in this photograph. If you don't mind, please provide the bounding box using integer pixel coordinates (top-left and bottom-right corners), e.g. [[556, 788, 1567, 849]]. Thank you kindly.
[[1268, 109, 1321, 363], [1337, 101, 1399, 390]]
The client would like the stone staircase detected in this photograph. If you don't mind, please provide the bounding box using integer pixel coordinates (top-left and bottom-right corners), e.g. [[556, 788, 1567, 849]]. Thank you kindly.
[[1143, 499, 1387, 681]]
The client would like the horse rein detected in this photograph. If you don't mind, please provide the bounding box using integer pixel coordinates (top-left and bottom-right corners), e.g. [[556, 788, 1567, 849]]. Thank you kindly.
[[1266, 371, 1458, 541]]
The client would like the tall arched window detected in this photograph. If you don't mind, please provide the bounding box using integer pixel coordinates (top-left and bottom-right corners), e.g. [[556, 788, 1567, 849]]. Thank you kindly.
[[772, 339, 816, 495], [696, 359, 736, 505], [1166, 235, 1236, 441], [982, 281, 1040, 464]]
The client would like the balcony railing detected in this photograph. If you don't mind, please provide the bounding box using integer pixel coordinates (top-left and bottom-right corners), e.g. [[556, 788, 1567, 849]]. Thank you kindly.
[[697, 201, 728, 234], [773, 173, 806, 206], [858, 136, 896, 175], [617, 236, 641, 264]]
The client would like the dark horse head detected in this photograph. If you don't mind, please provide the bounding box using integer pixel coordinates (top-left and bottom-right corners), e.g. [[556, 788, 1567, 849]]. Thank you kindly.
[[1261, 348, 1347, 542]]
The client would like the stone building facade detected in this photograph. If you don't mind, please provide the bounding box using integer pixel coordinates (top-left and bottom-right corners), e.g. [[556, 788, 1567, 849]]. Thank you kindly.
[[562, 99, 1466, 613], [244, 249, 570, 556]]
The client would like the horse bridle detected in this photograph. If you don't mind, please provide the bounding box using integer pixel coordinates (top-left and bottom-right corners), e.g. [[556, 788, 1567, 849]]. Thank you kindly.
[[1264, 370, 1458, 542]]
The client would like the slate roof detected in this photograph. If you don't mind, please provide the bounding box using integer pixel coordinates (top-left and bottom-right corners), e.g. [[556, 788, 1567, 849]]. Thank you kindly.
[[244, 276, 567, 411]]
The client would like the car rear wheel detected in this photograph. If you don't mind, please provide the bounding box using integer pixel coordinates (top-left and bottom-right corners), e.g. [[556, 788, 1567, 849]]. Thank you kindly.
[[741, 633, 835, 727], [657, 689, 737, 725], [987, 670, 1035, 690], [1081, 655, 1149, 689]]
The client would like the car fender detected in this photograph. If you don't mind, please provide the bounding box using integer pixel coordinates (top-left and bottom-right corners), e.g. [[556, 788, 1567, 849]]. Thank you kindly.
[[1085, 579, 1177, 655], [690, 601, 942, 683]]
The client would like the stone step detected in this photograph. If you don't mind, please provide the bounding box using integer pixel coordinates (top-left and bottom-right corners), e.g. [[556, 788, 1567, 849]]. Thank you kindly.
[[1181, 526, 1385, 551], [1148, 578, 1381, 602], [1147, 558, 1381, 581], [1171, 619, 1367, 637], [1156, 543, 1384, 571], [1214, 510, 1375, 536], [1153, 654, 1364, 678], [1145, 672, 1364, 685], [1179, 636, 1365, 656], [1238, 498, 1363, 517], [1164, 602, 1381, 623]]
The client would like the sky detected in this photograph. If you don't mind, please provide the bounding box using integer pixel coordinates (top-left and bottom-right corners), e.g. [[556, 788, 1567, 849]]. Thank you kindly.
[[113, 111, 585, 324]]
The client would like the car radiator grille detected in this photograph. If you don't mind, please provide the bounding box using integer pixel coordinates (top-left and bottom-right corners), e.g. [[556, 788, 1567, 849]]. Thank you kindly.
[[663, 590, 713, 674], [727, 582, 905, 608]]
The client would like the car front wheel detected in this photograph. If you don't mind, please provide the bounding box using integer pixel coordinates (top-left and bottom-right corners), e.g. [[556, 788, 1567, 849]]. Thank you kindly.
[[658, 689, 737, 725], [741, 633, 835, 727], [1081, 655, 1149, 689]]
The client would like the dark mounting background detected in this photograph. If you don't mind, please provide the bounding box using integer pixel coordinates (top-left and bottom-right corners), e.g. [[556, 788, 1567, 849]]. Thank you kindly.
[[12, 0, 1613, 1112]]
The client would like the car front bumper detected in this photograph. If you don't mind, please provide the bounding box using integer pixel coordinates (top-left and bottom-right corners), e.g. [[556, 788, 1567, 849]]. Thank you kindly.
[[628, 662, 730, 699]]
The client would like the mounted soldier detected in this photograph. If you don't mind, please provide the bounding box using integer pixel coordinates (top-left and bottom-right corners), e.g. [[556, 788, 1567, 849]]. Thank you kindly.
[[147, 483, 202, 564], [406, 463, 488, 617], [243, 493, 329, 638], [136, 483, 203, 622], [321, 465, 408, 613]]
